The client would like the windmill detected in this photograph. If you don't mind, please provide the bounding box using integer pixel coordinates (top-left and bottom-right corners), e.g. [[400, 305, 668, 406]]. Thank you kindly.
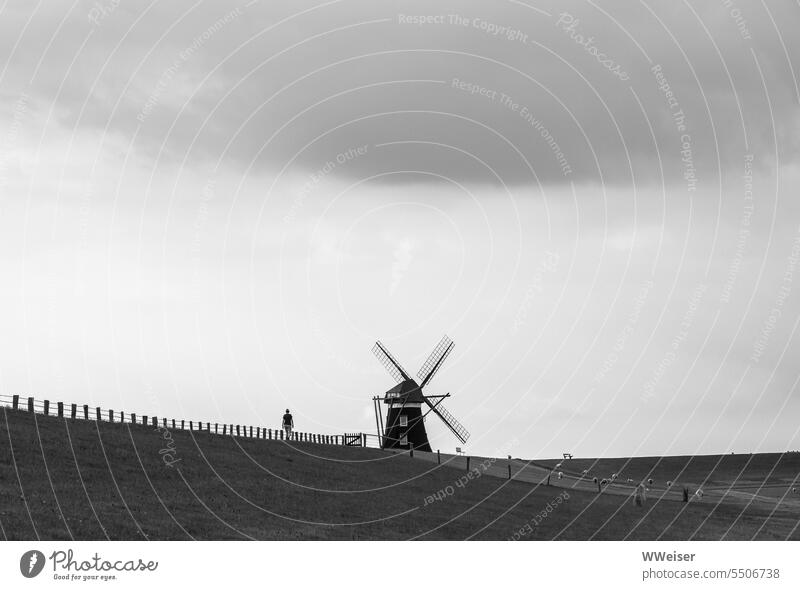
[[371, 335, 470, 452]]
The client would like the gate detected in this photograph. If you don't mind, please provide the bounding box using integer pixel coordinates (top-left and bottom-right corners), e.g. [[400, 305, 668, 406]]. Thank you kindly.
[[343, 433, 363, 446]]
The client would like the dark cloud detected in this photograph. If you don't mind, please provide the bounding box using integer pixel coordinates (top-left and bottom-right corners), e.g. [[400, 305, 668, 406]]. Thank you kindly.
[[3, 0, 799, 187]]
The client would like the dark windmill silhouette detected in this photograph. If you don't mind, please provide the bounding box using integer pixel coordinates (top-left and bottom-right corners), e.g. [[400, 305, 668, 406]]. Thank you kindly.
[[371, 335, 470, 452]]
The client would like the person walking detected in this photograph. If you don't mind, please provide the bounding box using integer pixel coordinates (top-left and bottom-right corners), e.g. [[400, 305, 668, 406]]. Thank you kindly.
[[282, 409, 294, 440]]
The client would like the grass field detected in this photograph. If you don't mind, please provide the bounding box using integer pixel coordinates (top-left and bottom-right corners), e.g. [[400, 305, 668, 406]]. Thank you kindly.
[[1, 409, 798, 540], [537, 454, 800, 489]]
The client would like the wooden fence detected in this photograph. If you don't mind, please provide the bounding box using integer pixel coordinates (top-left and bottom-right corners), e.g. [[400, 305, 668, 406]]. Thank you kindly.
[[0, 394, 372, 447]]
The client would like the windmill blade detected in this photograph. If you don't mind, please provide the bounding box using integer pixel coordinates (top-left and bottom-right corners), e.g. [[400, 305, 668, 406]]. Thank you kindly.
[[417, 335, 455, 388], [372, 341, 411, 383], [423, 397, 470, 444]]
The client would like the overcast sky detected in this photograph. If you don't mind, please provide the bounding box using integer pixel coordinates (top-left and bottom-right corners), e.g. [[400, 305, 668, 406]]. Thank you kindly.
[[1, 0, 799, 458]]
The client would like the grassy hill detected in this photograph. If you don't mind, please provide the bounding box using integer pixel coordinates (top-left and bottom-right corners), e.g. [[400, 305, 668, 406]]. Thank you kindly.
[[537, 454, 800, 490], [1, 408, 797, 540]]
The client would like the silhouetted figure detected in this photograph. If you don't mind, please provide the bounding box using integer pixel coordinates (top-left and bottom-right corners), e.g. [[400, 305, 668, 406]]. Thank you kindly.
[[282, 409, 294, 439], [683, 487, 689, 502]]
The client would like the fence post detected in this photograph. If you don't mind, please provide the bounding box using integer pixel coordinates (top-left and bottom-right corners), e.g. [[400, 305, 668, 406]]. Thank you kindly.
[[466, 456, 470, 472], [57, 402, 64, 418], [152, 417, 158, 427], [71, 404, 77, 420], [207, 422, 210, 433], [171, 419, 175, 429], [215, 423, 218, 435], [120, 411, 124, 423], [28, 397, 34, 412], [143, 415, 148, 426], [96, 407, 101, 421], [83, 405, 89, 420], [236, 425, 240, 437], [249, 426, 253, 438], [43, 400, 50, 416], [268, 428, 272, 440], [12, 395, 19, 410], [437, 450, 441, 464], [223, 424, 227, 435], [409, 445, 414, 458], [189, 421, 193, 431], [163, 418, 167, 428], [181, 420, 185, 430], [280, 428, 284, 440], [131, 413, 136, 424], [109, 409, 114, 423]]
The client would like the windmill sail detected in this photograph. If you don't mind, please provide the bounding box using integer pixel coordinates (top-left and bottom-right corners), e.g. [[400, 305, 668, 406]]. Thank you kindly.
[[372, 341, 410, 383], [423, 397, 470, 444], [417, 335, 454, 388]]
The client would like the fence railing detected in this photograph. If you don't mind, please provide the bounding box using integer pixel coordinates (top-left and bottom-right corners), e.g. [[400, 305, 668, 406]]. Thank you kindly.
[[0, 394, 369, 448]]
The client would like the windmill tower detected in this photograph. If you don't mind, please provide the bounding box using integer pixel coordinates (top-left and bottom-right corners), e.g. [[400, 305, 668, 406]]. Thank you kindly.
[[371, 335, 470, 452]]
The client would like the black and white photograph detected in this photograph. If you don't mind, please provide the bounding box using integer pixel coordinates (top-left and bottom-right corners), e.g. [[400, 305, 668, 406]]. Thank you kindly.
[[1, 0, 799, 586]]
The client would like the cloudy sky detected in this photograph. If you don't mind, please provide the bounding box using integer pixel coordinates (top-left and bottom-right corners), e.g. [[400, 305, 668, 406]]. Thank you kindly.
[[1, 0, 799, 458]]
